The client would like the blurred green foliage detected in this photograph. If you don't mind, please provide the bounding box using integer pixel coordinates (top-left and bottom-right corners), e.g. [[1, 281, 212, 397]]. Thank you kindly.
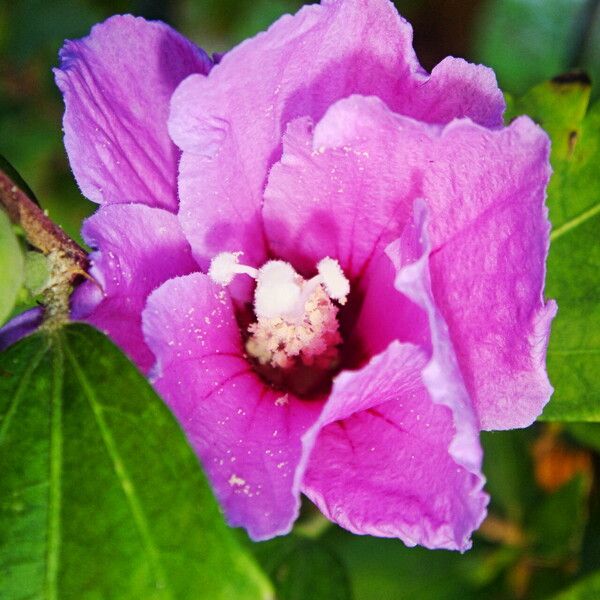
[[252, 534, 352, 600], [552, 569, 600, 599], [1, 1, 599, 599], [475, 0, 600, 97]]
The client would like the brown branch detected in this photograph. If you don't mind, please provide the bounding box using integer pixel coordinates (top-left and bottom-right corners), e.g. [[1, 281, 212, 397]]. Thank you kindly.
[[0, 167, 87, 277], [0, 161, 90, 328]]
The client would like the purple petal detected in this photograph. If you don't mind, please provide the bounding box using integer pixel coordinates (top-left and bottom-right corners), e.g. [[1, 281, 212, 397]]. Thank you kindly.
[[0, 307, 44, 352], [405, 56, 504, 127], [263, 113, 415, 277], [304, 346, 485, 550], [72, 204, 197, 373], [169, 0, 503, 269], [55, 15, 211, 211], [422, 118, 556, 430], [303, 203, 486, 550], [142, 274, 323, 540], [390, 200, 484, 476], [352, 248, 429, 358], [265, 94, 554, 430]]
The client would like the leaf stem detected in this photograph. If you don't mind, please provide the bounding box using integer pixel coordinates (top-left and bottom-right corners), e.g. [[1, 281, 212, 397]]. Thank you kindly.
[[0, 161, 88, 328]]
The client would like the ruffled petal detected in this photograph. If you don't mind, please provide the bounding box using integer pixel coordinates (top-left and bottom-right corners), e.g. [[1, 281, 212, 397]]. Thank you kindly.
[[72, 204, 197, 372], [303, 202, 486, 551], [142, 274, 323, 540], [404, 56, 504, 127], [55, 15, 211, 211], [265, 94, 554, 430], [422, 118, 556, 430], [169, 0, 503, 268], [263, 112, 416, 277]]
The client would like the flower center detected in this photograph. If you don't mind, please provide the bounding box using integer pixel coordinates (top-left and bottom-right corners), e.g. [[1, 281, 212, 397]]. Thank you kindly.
[[208, 252, 350, 394]]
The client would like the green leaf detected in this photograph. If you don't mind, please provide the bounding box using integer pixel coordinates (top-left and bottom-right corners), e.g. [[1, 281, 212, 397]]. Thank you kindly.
[[0, 208, 24, 325], [473, 0, 590, 96], [0, 324, 272, 600], [551, 570, 600, 599], [508, 78, 600, 421], [253, 535, 351, 600]]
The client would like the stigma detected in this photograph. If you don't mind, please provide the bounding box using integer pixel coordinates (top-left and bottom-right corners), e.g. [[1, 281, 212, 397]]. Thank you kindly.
[[208, 252, 349, 372]]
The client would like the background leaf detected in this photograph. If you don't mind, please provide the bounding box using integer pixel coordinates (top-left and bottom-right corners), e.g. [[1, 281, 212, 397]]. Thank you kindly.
[[528, 476, 590, 562], [0, 208, 24, 325], [474, 0, 599, 97], [480, 427, 592, 598], [508, 78, 600, 421], [551, 570, 600, 599], [0, 324, 271, 600], [321, 528, 487, 600], [481, 430, 535, 523], [252, 534, 352, 600]]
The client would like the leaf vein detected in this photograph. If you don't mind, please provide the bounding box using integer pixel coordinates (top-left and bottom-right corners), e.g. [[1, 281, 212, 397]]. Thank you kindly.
[[0, 341, 47, 444], [548, 348, 600, 355], [550, 201, 600, 241], [63, 339, 173, 599], [45, 340, 63, 600]]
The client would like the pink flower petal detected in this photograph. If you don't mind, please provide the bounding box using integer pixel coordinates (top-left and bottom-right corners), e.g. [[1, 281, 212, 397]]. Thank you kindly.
[[55, 15, 211, 211], [265, 94, 554, 429], [72, 204, 197, 372], [169, 0, 503, 269], [405, 55, 504, 127], [142, 274, 323, 540], [302, 202, 486, 551], [352, 247, 429, 359], [422, 119, 556, 430], [263, 113, 415, 277]]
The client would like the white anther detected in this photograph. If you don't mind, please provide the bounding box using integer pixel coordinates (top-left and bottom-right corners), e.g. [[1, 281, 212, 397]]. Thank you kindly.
[[208, 252, 258, 286], [208, 253, 350, 375], [254, 261, 302, 319], [208, 252, 350, 322], [317, 257, 350, 303]]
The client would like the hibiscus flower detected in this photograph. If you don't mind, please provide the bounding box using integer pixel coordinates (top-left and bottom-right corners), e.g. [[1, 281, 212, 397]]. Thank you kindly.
[[54, 0, 556, 550]]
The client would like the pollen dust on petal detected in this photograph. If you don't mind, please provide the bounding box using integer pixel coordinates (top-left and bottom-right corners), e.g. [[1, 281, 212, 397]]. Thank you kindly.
[[228, 474, 246, 487], [275, 393, 289, 406]]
